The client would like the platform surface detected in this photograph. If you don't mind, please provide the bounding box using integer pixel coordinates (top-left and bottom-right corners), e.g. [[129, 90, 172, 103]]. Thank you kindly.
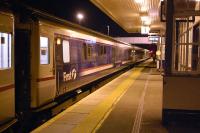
[[32, 60, 200, 133]]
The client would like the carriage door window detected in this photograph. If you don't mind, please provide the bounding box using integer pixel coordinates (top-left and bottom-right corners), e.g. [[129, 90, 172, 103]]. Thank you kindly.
[[0, 32, 11, 69], [40, 36, 49, 64], [62, 40, 70, 63]]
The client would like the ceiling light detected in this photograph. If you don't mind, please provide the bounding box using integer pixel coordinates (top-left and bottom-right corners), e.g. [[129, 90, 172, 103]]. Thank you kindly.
[[141, 6, 147, 12], [141, 16, 148, 21], [144, 20, 151, 25], [135, 0, 143, 4]]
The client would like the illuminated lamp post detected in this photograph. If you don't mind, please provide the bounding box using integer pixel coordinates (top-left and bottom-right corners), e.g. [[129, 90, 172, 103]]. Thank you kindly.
[[107, 25, 110, 36], [76, 13, 84, 25]]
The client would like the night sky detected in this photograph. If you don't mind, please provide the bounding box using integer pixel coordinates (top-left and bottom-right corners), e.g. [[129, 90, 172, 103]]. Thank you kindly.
[[22, 0, 145, 37]]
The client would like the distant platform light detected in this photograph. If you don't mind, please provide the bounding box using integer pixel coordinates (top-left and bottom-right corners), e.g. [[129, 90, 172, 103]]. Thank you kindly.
[[141, 26, 150, 34], [57, 38, 61, 45], [156, 50, 161, 56]]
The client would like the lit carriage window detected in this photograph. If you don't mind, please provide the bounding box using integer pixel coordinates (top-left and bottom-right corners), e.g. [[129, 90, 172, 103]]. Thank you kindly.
[[0, 32, 12, 69], [83, 43, 87, 60], [63, 40, 70, 63], [40, 36, 49, 64], [99, 45, 106, 56], [87, 45, 92, 57]]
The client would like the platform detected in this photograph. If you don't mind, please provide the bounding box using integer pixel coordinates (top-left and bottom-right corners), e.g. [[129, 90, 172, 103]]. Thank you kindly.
[[31, 60, 200, 133]]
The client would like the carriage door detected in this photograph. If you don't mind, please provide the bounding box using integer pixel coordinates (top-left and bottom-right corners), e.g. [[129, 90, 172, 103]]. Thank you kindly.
[[55, 38, 71, 95]]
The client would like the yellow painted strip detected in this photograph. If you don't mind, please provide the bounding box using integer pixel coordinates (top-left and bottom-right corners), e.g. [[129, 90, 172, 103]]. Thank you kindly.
[[93, 79, 129, 132], [72, 67, 144, 133]]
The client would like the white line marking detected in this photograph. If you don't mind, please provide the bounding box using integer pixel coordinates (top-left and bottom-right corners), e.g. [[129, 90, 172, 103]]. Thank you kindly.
[[131, 69, 151, 133]]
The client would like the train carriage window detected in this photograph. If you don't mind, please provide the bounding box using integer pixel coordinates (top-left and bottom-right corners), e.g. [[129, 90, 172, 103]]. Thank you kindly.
[[40, 36, 49, 65], [103, 46, 106, 54], [100, 45, 104, 55], [83, 43, 87, 60], [63, 40, 70, 63], [82, 43, 92, 60], [99, 45, 106, 56], [88, 45, 92, 57], [0, 32, 12, 69], [112, 47, 116, 58]]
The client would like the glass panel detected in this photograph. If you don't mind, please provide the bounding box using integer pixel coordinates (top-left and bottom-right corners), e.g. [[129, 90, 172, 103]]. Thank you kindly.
[[0, 32, 11, 69], [88, 45, 92, 57], [100, 45, 104, 55], [174, 0, 200, 13], [173, 15, 200, 74], [82, 43, 87, 60], [40, 36, 49, 64], [63, 40, 70, 63], [104, 46, 106, 54]]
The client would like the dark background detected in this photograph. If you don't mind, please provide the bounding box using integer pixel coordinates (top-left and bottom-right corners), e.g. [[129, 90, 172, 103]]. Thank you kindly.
[[22, 0, 147, 37]]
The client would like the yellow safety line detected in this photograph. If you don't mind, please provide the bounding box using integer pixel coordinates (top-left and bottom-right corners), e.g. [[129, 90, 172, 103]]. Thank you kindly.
[[32, 63, 147, 133], [72, 67, 144, 133], [92, 79, 129, 132]]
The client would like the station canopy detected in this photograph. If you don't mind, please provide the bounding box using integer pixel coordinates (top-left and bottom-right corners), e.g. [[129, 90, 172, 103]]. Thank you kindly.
[[90, 0, 165, 34]]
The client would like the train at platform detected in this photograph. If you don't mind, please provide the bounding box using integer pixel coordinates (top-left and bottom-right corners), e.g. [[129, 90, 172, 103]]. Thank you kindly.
[[0, 7, 149, 131]]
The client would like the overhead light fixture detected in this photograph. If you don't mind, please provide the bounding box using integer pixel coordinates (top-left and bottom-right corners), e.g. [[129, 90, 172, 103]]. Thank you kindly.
[[144, 20, 151, 25], [141, 6, 147, 12], [57, 38, 62, 45], [141, 16, 148, 21], [135, 0, 143, 4]]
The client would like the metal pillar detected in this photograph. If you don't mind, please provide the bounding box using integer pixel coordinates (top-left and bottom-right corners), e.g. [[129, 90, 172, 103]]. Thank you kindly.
[[165, 0, 174, 75]]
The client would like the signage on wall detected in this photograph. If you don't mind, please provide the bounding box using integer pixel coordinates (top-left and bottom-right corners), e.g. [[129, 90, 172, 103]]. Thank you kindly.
[[148, 36, 159, 43]]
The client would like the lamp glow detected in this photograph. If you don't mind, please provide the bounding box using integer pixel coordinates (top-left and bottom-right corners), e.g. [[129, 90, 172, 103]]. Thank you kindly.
[[76, 13, 84, 24], [77, 13, 84, 19], [156, 50, 161, 56]]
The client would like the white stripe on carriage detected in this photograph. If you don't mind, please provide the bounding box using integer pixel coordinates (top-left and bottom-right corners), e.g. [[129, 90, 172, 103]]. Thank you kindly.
[[80, 64, 114, 76]]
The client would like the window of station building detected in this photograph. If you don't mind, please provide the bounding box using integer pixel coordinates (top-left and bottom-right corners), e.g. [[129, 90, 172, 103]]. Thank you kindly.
[[0, 32, 12, 70], [63, 40, 70, 63], [40, 36, 50, 65]]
